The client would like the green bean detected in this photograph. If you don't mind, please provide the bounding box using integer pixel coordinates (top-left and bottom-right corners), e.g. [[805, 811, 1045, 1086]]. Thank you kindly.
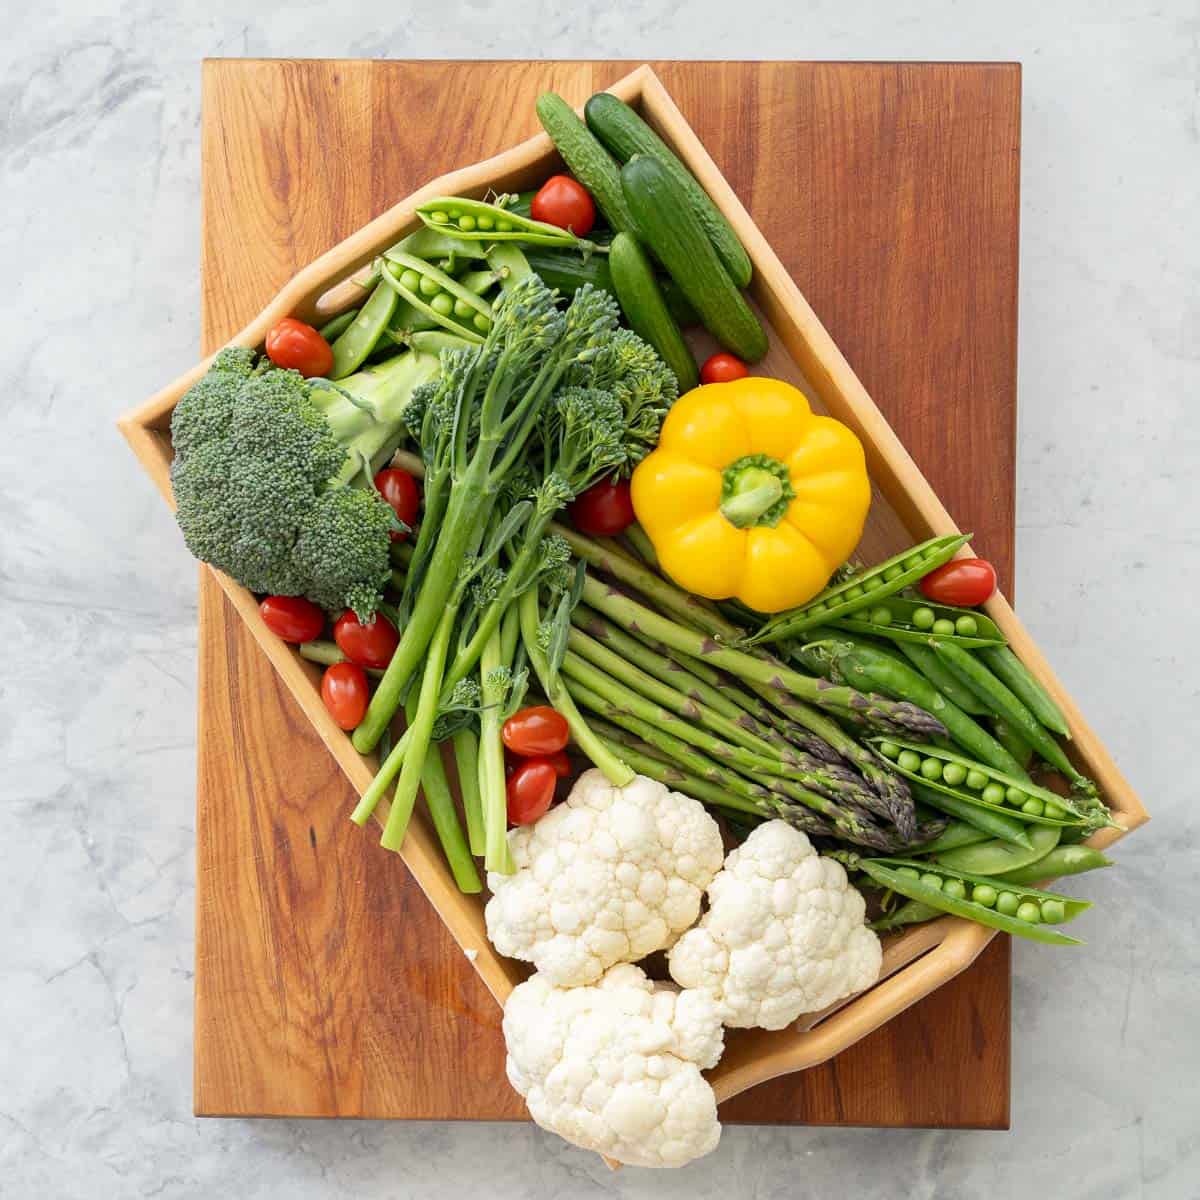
[[990, 844, 1113, 887], [416, 195, 605, 252], [328, 280, 399, 378], [933, 642, 1098, 797], [978, 645, 1071, 737], [910, 781, 1033, 848], [895, 641, 990, 714], [881, 738, 1093, 830], [991, 716, 1034, 770], [317, 308, 360, 341], [858, 858, 1091, 946], [803, 638, 1029, 778], [750, 534, 971, 643], [933, 823, 1060, 875]]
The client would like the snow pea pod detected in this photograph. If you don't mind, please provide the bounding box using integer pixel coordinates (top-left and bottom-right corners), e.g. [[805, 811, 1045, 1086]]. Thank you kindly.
[[387, 226, 488, 263], [416, 195, 605, 253], [978, 645, 1071, 737], [895, 640, 990, 715], [916, 819, 992, 855], [871, 898, 942, 932], [910, 781, 1033, 848], [991, 844, 1113, 887], [991, 716, 1034, 770], [749, 533, 971, 643], [329, 279, 398, 379], [317, 308, 359, 341], [859, 858, 1091, 945], [876, 738, 1094, 830], [933, 641, 1097, 796], [933, 823, 1060, 875]]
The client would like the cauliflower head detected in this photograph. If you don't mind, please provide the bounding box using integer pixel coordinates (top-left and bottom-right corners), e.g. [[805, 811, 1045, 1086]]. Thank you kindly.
[[503, 963, 724, 1168], [668, 820, 882, 1030], [485, 769, 724, 986]]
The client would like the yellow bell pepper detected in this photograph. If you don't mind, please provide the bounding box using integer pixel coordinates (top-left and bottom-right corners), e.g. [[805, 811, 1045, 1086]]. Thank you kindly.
[[631, 378, 871, 613]]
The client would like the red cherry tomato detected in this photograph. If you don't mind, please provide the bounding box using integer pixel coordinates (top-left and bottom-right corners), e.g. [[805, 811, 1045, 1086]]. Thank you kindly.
[[502, 706, 570, 756], [569, 476, 635, 537], [506, 759, 558, 825], [374, 468, 420, 541], [700, 353, 749, 385], [264, 318, 334, 378], [320, 662, 370, 730], [333, 609, 399, 669], [259, 595, 325, 643], [545, 749, 571, 778], [919, 558, 998, 607], [530, 175, 596, 237]]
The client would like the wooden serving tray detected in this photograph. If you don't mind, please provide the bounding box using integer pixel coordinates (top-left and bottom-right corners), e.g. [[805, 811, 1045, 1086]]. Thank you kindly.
[[120, 60, 1146, 1126]]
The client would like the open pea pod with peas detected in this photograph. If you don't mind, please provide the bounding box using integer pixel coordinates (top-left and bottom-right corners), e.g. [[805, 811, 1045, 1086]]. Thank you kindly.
[[860, 857, 1092, 945], [830, 594, 1005, 649], [415, 196, 608, 254]]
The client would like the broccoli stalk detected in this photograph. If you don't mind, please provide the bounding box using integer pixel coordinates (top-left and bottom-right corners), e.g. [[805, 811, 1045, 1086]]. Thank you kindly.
[[170, 346, 439, 619]]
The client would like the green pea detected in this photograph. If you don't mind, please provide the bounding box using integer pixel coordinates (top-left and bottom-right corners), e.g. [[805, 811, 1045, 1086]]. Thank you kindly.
[[475, 214, 494, 230], [870, 606, 893, 626], [496, 220, 513, 233], [943, 878, 967, 900], [932, 618, 956, 636], [982, 782, 1006, 805], [1043, 799, 1067, 820], [453, 298, 474, 319], [809, 600, 828, 614], [1016, 901, 1042, 924], [904, 554, 924, 570], [919, 872, 944, 891], [400, 269, 422, 292], [418, 275, 441, 297], [1040, 900, 1066, 924], [1021, 797, 1045, 817], [941, 762, 967, 787], [995, 891, 1020, 916], [457, 215, 476, 232], [895, 866, 920, 880], [971, 884, 997, 908], [898, 750, 923, 772], [843, 584, 865, 601], [878, 741, 900, 760], [955, 615, 979, 636], [1005, 786, 1027, 806], [883, 565, 905, 582], [429, 210, 449, 224], [430, 294, 454, 316], [912, 606, 936, 630], [965, 769, 988, 791], [473, 313, 491, 332], [920, 757, 943, 781]]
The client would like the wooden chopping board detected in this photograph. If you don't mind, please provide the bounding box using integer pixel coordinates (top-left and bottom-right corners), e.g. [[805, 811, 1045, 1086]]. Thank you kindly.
[[195, 60, 1019, 1126]]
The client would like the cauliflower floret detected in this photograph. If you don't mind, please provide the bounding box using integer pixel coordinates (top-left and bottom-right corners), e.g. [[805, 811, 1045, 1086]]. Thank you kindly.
[[485, 769, 724, 986], [503, 963, 724, 1168], [668, 820, 882, 1030]]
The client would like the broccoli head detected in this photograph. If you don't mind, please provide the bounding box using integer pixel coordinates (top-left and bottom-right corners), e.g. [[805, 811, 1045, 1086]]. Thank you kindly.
[[170, 346, 440, 620]]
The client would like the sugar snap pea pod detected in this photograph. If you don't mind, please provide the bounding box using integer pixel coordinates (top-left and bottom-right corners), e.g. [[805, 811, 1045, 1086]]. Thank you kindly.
[[380, 257, 487, 344], [916, 819, 992, 855], [991, 716, 1034, 770], [933, 823, 1060, 875], [388, 226, 489, 263], [876, 738, 1095, 830], [485, 243, 532, 293], [408, 329, 478, 355], [858, 858, 1090, 945], [909, 781, 1033, 848], [871, 899, 943, 932], [933, 641, 1097, 796], [317, 308, 359, 341], [416, 195, 607, 252], [329, 279, 399, 379], [749, 534, 971, 644], [895, 641, 990, 714], [806, 638, 1029, 779], [991, 844, 1113, 887], [978, 645, 1071, 737], [457, 268, 500, 296]]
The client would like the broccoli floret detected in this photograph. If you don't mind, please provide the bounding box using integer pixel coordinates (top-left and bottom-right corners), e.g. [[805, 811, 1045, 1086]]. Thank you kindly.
[[170, 346, 440, 620]]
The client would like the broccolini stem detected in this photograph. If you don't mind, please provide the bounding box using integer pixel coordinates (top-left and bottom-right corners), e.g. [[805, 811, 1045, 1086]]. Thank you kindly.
[[452, 728, 486, 857], [479, 621, 515, 873], [351, 724, 414, 825]]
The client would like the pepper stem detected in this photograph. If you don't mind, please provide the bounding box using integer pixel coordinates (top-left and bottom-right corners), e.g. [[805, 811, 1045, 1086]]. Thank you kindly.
[[719, 455, 795, 528]]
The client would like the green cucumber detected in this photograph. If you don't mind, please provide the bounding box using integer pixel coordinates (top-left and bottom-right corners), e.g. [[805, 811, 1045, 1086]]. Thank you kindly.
[[608, 233, 698, 391], [585, 91, 752, 288], [522, 248, 614, 297], [621, 155, 768, 362], [660, 276, 699, 327], [535, 93, 636, 234]]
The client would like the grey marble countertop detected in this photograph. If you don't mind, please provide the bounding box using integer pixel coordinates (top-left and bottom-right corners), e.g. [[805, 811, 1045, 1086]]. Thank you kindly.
[[4, 2, 1196, 1196]]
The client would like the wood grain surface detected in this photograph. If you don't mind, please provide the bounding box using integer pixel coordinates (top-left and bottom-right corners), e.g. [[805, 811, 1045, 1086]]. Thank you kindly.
[[195, 59, 1020, 1125]]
